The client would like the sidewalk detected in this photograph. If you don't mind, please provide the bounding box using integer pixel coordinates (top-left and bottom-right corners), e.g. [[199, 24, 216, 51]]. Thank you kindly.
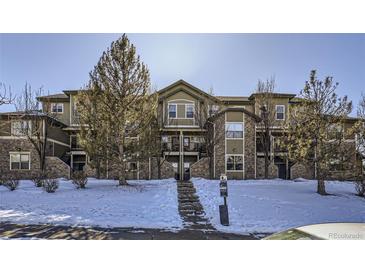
[[0, 223, 265, 240]]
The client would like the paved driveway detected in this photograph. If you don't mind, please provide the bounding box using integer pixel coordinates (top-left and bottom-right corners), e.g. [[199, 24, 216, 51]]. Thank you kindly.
[[0, 223, 265, 240]]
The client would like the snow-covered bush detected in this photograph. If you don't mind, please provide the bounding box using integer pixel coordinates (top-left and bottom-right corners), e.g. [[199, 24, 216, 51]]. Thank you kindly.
[[355, 180, 365, 197], [71, 171, 88, 189], [2, 178, 19, 191], [42, 178, 59, 193], [32, 176, 43, 187], [31, 171, 48, 187]]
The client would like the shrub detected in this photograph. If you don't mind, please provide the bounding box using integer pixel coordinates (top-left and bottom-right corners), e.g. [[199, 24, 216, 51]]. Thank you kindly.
[[71, 171, 88, 189], [32, 176, 44, 187], [42, 178, 59, 193], [355, 180, 365, 197], [2, 177, 19, 191]]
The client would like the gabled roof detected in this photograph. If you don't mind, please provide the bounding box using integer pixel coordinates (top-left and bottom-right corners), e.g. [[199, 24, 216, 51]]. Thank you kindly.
[[209, 107, 262, 123], [157, 79, 220, 102], [0, 110, 67, 127], [37, 93, 69, 101]]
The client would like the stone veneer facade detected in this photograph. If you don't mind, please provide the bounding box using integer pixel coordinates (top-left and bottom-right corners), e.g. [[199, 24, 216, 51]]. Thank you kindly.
[[0, 138, 70, 179]]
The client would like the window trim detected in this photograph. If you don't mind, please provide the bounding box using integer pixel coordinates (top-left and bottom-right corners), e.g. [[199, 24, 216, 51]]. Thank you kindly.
[[127, 162, 138, 171], [11, 120, 32, 136], [275, 105, 285, 121], [185, 104, 195, 119], [225, 154, 244, 172], [225, 122, 244, 139], [51, 103, 64, 114], [168, 103, 177, 119], [9, 152, 31, 171]]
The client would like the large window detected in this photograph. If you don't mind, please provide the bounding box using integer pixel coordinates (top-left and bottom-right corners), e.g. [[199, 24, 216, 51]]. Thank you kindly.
[[168, 104, 177, 118], [276, 105, 285, 120], [51, 103, 64, 113], [11, 120, 31, 136], [186, 104, 194, 118], [226, 155, 243, 171], [225, 123, 243, 138], [10, 152, 30, 170]]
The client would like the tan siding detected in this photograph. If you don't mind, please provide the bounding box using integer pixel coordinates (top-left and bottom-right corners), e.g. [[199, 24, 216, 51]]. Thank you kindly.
[[226, 140, 244, 154], [226, 112, 244, 122]]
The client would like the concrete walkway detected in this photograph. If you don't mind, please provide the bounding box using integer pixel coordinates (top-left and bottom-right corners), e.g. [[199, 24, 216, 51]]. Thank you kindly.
[[176, 180, 216, 231], [0, 223, 264, 240]]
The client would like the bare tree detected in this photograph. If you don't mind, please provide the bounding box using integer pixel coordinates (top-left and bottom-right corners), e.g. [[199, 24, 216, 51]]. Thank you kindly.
[[0, 82, 14, 106], [352, 93, 365, 197], [14, 83, 56, 174], [194, 92, 225, 179], [255, 77, 277, 178]]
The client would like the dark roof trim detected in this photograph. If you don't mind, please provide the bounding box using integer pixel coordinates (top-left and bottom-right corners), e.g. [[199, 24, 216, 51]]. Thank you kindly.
[[157, 79, 220, 102], [37, 93, 69, 102], [209, 107, 262, 123], [0, 111, 67, 127], [248, 92, 296, 100]]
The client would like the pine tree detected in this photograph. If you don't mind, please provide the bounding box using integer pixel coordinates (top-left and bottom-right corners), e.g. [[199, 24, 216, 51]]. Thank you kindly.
[[78, 34, 157, 185], [284, 70, 352, 195]]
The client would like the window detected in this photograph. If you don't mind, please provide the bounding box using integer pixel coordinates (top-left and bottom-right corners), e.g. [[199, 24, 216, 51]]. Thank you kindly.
[[276, 105, 285, 120], [128, 162, 137, 171], [186, 104, 194, 118], [259, 104, 268, 118], [226, 155, 243, 171], [161, 136, 169, 143], [10, 153, 30, 170], [11, 120, 31, 136], [51, 103, 64, 113], [225, 123, 243, 138], [183, 137, 190, 147], [70, 135, 81, 149], [328, 124, 343, 140], [168, 104, 177, 118]]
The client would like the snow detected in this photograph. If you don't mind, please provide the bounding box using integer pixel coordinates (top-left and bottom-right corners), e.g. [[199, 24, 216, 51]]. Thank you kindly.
[[0, 178, 182, 230], [193, 178, 365, 234]]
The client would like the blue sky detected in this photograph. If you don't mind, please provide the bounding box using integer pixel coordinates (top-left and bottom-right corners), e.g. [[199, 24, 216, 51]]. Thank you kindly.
[[0, 33, 364, 115]]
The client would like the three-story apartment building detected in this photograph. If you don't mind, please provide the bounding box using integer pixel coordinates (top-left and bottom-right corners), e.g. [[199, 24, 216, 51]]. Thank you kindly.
[[0, 80, 359, 180]]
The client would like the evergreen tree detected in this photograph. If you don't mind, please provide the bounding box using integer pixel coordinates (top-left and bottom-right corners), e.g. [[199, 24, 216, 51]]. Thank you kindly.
[[78, 34, 157, 185], [283, 70, 352, 195]]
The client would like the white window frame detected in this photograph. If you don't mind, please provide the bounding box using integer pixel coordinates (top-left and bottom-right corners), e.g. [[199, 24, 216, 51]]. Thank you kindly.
[[9, 152, 31, 170], [225, 122, 244, 139], [225, 154, 243, 172], [276, 105, 285, 120], [11, 120, 32, 136], [185, 104, 195, 119], [51, 103, 64, 114], [168, 103, 177, 119]]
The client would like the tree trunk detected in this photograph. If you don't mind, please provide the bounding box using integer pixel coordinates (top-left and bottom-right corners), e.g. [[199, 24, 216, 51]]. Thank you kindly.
[[209, 156, 214, 179], [317, 179, 327, 195], [96, 159, 101, 179], [157, 157, 162, 179], [264, 155, 269, 179]]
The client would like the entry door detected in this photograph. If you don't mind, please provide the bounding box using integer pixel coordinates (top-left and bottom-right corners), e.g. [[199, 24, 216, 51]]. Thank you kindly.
[[184, 162, 190, 180], [278, 164, 287, 179]]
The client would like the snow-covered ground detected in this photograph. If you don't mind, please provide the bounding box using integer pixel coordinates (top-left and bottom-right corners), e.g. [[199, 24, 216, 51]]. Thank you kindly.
[[0, 179, 182, 230], [193, 178, 365, 234]]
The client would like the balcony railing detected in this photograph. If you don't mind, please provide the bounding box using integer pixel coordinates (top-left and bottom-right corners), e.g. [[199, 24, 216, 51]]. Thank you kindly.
[[162, 142, 207, 154]]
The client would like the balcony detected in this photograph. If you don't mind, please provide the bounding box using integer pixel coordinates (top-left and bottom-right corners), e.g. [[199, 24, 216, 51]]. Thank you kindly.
[[162, 141, 207, 155]]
